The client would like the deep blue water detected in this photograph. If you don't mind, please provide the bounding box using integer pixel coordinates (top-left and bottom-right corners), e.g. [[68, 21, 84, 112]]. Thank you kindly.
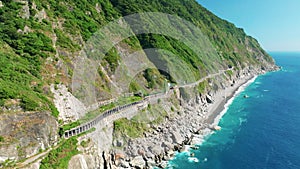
[[168, 53, 300, 169]]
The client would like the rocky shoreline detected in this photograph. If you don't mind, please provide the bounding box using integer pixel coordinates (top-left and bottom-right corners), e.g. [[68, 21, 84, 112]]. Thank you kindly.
[[105, 66, 278, 169], [62, 66, 279, 169]]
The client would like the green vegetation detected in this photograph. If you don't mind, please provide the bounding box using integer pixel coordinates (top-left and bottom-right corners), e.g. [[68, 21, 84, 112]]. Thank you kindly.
[[226, 70, 234, 77], [114, 118, 148, 138], [197, 80, 209, 93], [59, 121, 81, 135], [0, 0, 274, 116], [111, 0, 274, 68], [0, 45, 58, 115], [0, 1, 55, 56], [123, 36, 142, 51], [124, 103, 165, 127], [59, 96, 142, 134], [129, 81, 144, 93], [146, 104, 168, 125], [138, 34, 207, 79], [54, 29, 80, 51], [113, 99, 171, 140], [1, 159, 16, 168], [78, 95, 141, 124], [40, 137, 79, 169], [0, 2, 58, 114], [0, 0, 121, 115], [0, 1, 278, 167], [117, 96, 142, 105], [41, 128, 94, 168], [103, 47, 121, 73], [129, 68, 168, 95], [80, 138, 91, 148], [143, 68, 165, 89], [0, 136, 4, 142], [33, 0, 119, 41]]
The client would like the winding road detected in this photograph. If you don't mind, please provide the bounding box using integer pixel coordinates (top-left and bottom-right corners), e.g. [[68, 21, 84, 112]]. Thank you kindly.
[[16, 68, 231, 168], [64, 68, 232, 138]]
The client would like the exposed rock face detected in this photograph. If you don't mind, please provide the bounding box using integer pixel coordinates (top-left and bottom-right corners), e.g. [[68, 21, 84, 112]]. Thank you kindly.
[[68, 100, 146, 169], [0, 111, 58, 162], [59, 66, 279, 169], [0, 0, 279, 168], [68, 154, 90, 169], [51, 84, 87, 124], [19, 0, 30, 19], [102, 66, 276, 169], [68, 136, 103, 169], [171, 131, 184, 144]]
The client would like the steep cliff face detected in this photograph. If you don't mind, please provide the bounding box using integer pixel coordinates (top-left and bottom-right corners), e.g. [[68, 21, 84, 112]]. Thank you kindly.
[[0, 111, 58, 162], [0, 0, 278, 167], [66, 66, 271, 169]]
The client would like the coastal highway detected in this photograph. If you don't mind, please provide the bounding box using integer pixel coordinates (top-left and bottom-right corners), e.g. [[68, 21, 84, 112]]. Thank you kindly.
[[63, 68, 232, 138], [16, 68, 231, 167]]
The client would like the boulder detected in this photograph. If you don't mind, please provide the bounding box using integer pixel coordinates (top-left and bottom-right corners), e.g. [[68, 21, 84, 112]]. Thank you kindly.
[[146, 159, 156, 167], [149, 145, 163, 155], [171, 131, 184, 144], [130, 156, 145, 169], [145, 151, 154, 159], [161, 142, 173, 149]]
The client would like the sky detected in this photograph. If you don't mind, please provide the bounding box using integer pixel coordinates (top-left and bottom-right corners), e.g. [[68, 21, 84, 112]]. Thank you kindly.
[[197, 0, 300, 52]]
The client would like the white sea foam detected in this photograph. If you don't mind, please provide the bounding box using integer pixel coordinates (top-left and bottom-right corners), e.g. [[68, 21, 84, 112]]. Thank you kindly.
[[167, 76, 258, 164], [192, 76, 258, 147], [188, 157, 199, 163], [212, 76, 258, 127]]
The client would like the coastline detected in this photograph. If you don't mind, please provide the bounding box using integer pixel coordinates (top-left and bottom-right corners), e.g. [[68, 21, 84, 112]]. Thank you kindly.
[[205, 66, 281, 129], [177, 75, 258, 149], [107, 68, 278, 169], [206, 75, 257, 126], [161, 74, 260, 168]]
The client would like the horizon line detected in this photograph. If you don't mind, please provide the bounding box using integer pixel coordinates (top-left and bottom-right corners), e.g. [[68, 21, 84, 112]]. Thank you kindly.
[[267, 51, 300, 53]]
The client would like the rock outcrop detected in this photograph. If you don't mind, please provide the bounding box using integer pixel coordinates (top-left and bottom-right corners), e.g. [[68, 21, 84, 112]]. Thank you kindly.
[[130, 156, 145, 169], [0, 0, 279, 167], [102, 66, 278, 169], [0, 111, 58, 163], [51, 84, 87, 124], [56, 67, 278, 169]]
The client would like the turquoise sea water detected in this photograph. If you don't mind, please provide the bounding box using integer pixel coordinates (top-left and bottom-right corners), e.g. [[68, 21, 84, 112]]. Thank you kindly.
[[167, 52, 300, 169]]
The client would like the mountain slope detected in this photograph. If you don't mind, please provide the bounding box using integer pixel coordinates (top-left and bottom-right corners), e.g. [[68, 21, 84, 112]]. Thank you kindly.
[[0, 0, 277, 166]]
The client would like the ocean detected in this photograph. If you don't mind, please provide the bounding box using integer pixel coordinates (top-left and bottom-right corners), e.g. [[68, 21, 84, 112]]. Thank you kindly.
[[167, 52, 300, 169]]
